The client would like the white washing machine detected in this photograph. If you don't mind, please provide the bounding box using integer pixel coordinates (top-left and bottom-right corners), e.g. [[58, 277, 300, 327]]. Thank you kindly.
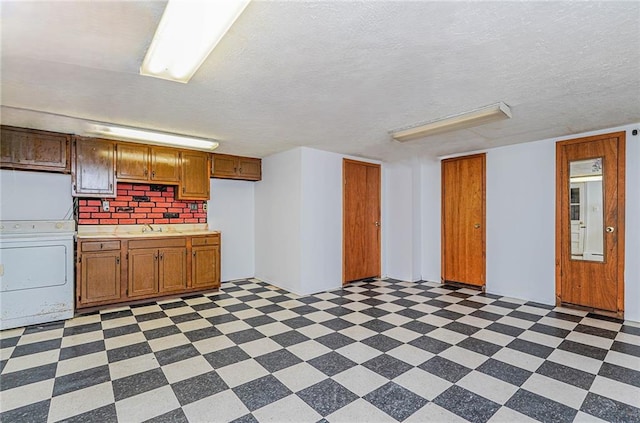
[[0, 220, 76, 330]]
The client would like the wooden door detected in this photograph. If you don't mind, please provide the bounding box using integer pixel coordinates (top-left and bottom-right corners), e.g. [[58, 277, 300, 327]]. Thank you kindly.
[[441, 154, 486, 287], [72, 137, 116, 197], [159, 247, 187, 293], [151, 147, 180, 183], [128, 248, 159, 297], [116, 143, 149, 181], [343, 159, 381, 283], [179, 151, 210, 200], [556, 132, 625, 314]]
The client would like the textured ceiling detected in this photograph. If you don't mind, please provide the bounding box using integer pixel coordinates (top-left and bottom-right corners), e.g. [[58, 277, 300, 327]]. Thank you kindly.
[[1, 1, 639, 161]]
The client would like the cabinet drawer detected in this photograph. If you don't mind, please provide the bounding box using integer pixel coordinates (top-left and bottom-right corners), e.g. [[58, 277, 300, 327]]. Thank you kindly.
[[128, 238, 186, 249], [81, 240, 121, 252], [192, 235, 220, 246]]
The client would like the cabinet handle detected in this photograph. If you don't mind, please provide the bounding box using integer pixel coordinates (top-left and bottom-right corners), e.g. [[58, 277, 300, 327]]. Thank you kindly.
[[116, 257, 120, 265], [109, 183, 113, 190], [144, 169, 148, 176], [193, 251, 196, 257], [155, 254, 158, 260], [160, 252, 164, 260], [152, 170, 156, 178]]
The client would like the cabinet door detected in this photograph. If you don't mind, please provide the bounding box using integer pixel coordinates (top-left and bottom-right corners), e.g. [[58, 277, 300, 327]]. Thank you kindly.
[[151, 147, 180, 183], [238, 157, 262, 181], [1, 126, 70, 172], [79, 251, 121, 305], [116, 143, 149, 181], [159, 247, 187, 293], [178, 151, 210, 200], [128, 248, 159, 297], [192, 245, 220, 289], [72, 137, 116, 197], [211, 154, 238, 178]]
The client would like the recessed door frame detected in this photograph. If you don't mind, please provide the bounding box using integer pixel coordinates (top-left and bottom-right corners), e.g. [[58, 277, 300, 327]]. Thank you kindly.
[[555, 131, 625, 316]]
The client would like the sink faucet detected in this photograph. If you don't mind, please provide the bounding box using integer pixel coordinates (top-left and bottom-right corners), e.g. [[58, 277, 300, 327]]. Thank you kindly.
[[142, 224, 162, 233]]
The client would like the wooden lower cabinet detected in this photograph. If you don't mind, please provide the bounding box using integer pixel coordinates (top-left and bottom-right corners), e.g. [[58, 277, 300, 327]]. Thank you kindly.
[[77, 240, 122, 306], [79, 251, 122, 305], [159, 247, 188, 293], [129, 247, 187, 297], [192, 235, 221, 289], [77, 233, 220, 309], [128, 248, 159, 297]]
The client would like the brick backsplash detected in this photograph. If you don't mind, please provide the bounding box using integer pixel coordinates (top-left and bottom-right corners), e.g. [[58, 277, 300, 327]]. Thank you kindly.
[[77, 183, 207, 225]]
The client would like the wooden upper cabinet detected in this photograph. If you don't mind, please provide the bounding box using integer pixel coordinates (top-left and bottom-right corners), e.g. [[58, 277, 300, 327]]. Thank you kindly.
[[178, 151, 210, 200], [116, 143, 149, 181], [211, 154, 238, 178], [1, 125, 70, 173], [151, 147, 180, 183], [212, 153, 261, 181], [72, 136, 116, 197], [238, 157, 262, 180], [115, 143, 180, 184]]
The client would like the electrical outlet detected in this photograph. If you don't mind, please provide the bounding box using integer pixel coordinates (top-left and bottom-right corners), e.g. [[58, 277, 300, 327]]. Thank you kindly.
[[102, 200, 110, 212], [189, 203, 198, 211], [203, 203, 208, 211]]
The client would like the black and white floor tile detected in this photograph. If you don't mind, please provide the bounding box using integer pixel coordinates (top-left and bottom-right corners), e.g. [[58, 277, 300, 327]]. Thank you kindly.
[[1, 279, 639, 422]]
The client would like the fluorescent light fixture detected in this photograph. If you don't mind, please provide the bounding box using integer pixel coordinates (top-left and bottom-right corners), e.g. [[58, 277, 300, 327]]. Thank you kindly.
[[391, 102, 512, 142], [571, 175, 602, 183], [141, 0, 251, 83], [86, 124, 219, 151]]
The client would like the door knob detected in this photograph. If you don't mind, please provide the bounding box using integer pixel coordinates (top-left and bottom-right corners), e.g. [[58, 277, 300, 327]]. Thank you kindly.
[[606, 226, 615, 233], [474, 223, 481, 229]]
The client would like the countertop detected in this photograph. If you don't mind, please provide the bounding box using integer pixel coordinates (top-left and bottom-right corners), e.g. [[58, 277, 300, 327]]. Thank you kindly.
[[76, 224, 219, 239]]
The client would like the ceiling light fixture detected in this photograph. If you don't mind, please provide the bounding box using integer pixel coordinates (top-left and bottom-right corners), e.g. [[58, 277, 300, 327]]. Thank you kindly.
[[140, 0, 252, 83], [391, 102, 512, 142], [85, 124, 219, 151]]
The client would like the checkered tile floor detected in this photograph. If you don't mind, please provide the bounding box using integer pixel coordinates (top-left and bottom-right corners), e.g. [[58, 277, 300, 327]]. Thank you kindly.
[[1, 279, 639, 423]]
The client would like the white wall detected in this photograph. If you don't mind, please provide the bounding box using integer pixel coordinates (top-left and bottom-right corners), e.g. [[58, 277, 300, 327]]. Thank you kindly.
[[207, 179, 255, 281], [623, 127, 639, 322], [0, 170, 73, 220], [420, 158, 441, 282], [413, 123, 640, 321], [254, 148, 302, 293], [385, 161, 423, 282], [300, 148, 343, 293], [485, 138, 556, 304]]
